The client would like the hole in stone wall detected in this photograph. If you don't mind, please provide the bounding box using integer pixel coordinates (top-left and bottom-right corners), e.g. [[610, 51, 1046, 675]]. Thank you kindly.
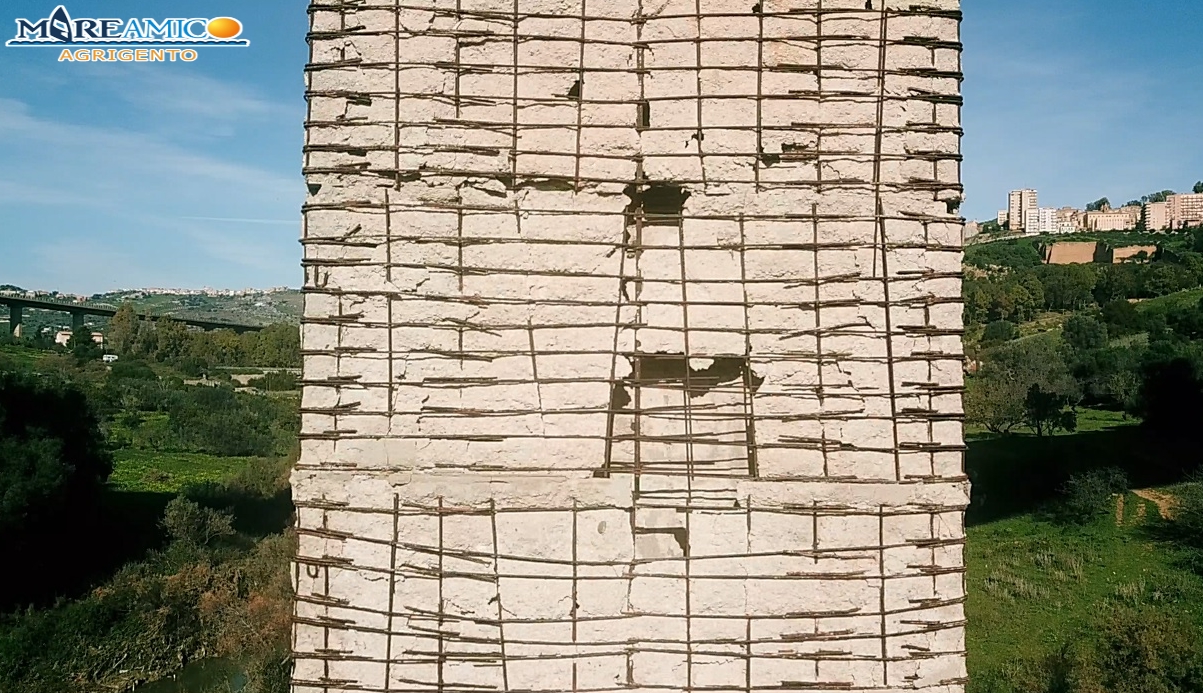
[[637, 100, 651, 129], [625, 184, 690, 229], [610, 382, 632, 411], [634, 355, 762, 398], [307, 183, 322, 195], [777, 142, 818, 163], [566, 79, 582, 99]]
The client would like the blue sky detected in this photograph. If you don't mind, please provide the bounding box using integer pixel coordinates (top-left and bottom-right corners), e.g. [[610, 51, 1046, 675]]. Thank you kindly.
[[0, 1, 1201, 293]]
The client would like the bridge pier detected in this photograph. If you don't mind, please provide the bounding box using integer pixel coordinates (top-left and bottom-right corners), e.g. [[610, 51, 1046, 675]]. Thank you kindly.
[[7, 304, 20, 339], [71, 311, 85, 332]]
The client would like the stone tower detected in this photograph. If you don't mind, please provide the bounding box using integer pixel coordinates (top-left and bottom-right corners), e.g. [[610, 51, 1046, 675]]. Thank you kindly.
[[292, 1, 968, 692]]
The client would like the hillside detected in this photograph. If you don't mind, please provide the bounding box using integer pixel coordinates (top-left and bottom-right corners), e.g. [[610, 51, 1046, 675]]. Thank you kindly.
[[99, 289, 303, 326], [1, 287, 302, 335]]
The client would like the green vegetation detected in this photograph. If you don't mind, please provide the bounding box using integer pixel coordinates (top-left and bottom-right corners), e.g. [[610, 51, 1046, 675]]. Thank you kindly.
[[967, 510, 1203, 675], [109, 450, 262, 493], [247, 370, 299, 392], [0, 456, 294, 693], [964, 225, 1203, 692], [0, 319, 300, 693], [967, 471, 1203, 693], [107, 304, 300, 372]]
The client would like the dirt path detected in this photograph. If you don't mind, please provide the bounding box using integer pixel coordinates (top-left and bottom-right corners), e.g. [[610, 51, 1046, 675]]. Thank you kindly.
[[1115, 493, 1125, 526], [1133, 489, 1177, 520]]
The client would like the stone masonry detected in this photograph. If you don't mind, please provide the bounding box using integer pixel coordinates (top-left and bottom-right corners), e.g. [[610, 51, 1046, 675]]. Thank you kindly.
[[293, 1, 968, 692]]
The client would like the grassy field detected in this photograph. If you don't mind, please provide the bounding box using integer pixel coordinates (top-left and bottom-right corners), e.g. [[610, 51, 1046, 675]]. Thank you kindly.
[[967, 488, 1203, 681], [966, 406, 1134, 440], [108, 449, 260, 493], [1137, 286, 1203, 312], [0, 343, 49, 368]]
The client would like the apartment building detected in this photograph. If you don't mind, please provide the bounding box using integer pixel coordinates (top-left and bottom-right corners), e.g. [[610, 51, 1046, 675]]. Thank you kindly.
[[1146, 201, 1170, 231], [1009, 189, 1038, 232], [998, 210, 1009, 225], [1169, 193, 1203, 229], [1024, 207, 1059, 235]]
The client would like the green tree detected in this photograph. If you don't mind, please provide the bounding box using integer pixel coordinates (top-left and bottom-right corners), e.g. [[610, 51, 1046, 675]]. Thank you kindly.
[[0, 371, 112, 536], [1038, 264, 1097, 310], [965, 239, 1043, 269], [1194, 181, 1203, 195], [981, 320, 1019, 346], [965, 337, 1078, 434], [1145, 263, 1194, 296], [1023, 383, 1077, 437], [1062, 314, 1108, 352], [107, 304, 140, 355], [67, 322, 101, 362], [152, 318, 190, 363], [1100, 299, 1141, 335], [1094, 265, 1140, 303], [979, 219, 1003, 235], [245, 323, 301, 368], [1086, 197, 1111, 212]]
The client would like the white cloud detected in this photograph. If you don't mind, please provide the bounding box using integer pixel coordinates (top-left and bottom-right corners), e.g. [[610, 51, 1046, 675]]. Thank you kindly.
[[0, 96, 304, 292], [111, 67, 282, 123]]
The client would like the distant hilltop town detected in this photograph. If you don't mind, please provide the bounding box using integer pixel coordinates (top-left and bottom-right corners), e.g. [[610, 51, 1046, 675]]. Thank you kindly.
[[967, 184, 1203, 239], [0, 286, 295, 303], [110, 287, 295, 299]]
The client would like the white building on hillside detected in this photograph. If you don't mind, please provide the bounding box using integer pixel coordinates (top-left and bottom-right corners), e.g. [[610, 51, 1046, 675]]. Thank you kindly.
[[1009, 189, 1038, 232], [1024, 207, 1058, 235], [54, 330, 104, 347]]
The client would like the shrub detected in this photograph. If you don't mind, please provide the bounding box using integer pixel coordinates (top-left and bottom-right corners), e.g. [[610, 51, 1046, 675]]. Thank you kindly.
[[982, 320, 1020, 346], [248, 370, 298, 391], [108, 358, 158, 381], [977, 609, 1203, 693], [1054, 467, 1128, 524], [1162, 480, 1203, 573], [1072, 607, 1203, 693], [161, 497, 236, 548], [0, 453, 296, 693]]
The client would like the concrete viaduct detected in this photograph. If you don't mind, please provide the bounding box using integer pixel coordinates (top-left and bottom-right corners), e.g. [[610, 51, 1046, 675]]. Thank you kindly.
[[0, 295, 263, 338]]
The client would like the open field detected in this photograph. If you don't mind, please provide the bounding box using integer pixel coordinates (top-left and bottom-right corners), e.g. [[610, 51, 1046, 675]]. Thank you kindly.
[[108, 449, 260, 493], [965, 406, 1134, 441], [966, 486, 1203, 682], [0, 343, 46, 368]]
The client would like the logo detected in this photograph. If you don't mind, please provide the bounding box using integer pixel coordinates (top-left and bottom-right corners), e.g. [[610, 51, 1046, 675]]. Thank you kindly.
[[7, 6, 248, 62]]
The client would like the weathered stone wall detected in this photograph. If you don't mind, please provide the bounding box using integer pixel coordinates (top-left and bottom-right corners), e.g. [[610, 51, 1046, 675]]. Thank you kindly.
[[293, 1, 968, 691]]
